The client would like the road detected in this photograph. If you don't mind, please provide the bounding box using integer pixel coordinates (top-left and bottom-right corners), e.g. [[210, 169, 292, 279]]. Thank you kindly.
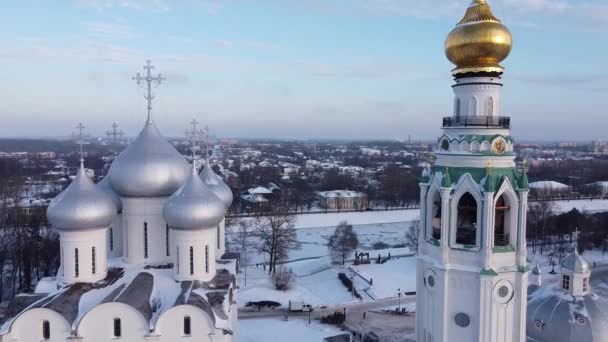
[[238, 295, 415, 319]]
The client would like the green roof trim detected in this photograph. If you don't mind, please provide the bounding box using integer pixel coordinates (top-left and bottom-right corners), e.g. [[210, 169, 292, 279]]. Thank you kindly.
[[492, 245, 515, 253], [480, 268, 498, 276], [427, 238, 440, 247], [441, 167, 452, 188], [438, 134, 514, 144], [519, 264, 531, 273], [429, 166, 529, 191]]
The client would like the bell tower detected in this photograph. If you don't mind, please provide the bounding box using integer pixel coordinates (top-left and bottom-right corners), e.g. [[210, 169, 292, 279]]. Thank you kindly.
[[416, 1, 530, 341]]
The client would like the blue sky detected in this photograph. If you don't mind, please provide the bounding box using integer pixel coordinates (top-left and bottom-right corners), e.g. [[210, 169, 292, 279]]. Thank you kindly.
[[0, 0, 606, 141]]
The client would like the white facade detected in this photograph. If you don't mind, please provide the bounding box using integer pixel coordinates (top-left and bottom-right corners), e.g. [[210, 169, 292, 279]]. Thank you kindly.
[[121, 197, 172, 264], [59, 229, 108, 284], [172, 228, 217, 282], [453, 77, 502, 117]]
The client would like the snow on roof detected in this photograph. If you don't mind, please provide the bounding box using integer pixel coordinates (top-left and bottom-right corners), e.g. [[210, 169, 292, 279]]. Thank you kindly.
[[0, 260, 237, 334], [529, 181, 571, 189], [317, 190, 366, 198], [248, 186, 272, 194]]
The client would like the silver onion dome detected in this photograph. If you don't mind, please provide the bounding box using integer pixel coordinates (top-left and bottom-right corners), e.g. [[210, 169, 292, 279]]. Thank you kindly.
[[108, 119, 189, 197], [163, 164, 226, 230], [47, 164, 117, 230], [97, 176, 122, 212], [200, 161, 233, 210]]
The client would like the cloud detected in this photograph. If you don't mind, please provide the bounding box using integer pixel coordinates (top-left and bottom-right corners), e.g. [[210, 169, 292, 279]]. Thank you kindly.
[[74, 0, 169, 12], [84, 21, 135, 40]]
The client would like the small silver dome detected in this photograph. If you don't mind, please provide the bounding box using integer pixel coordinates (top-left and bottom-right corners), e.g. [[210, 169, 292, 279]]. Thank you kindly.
[[163, 164, 226, 230], [108, 120, 189, 197], [561, 251, 590, 273], [97, 176, 122, 212], [47, 164, 117, 230], [200, 162, 233, 210]]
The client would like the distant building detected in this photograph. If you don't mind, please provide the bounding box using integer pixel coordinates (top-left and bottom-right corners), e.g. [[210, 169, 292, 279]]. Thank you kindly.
[[593, 140, 608, 154], [317, 190, 368, 210]]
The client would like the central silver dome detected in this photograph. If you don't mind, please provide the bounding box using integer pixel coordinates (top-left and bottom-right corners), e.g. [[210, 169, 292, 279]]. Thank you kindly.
[[200, 162, 233, 210], [163, 164, 226, 230], [47, 164, 117, 230], [108, 120, 189, 197]]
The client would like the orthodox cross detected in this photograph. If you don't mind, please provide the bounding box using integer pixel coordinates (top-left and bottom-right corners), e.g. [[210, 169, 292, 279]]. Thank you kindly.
[[185, 118, 205, 164], [133, 60, 165, 122], [72, 122, 89, 163], [105, 122, 124, 143]]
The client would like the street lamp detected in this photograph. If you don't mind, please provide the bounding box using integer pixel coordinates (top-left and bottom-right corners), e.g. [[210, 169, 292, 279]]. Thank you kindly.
[[397, 288, 402, 312]]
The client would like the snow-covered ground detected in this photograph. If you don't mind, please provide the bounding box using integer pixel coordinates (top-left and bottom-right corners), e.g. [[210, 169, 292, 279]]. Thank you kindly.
[[350, 258, 417, 299], [292, 209, 419, 229], [551, 199, 608, 213], [238, 318, 346, 342]]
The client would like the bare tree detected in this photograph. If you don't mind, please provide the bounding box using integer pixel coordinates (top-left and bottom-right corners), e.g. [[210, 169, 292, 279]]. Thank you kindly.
[[252, 206, 299, 274], [230, 220, 253, 286], [528, 201, 554, 255], [405, 219, 421, 254], [327, 221, 359, 265], [272, 266, 294, 291]]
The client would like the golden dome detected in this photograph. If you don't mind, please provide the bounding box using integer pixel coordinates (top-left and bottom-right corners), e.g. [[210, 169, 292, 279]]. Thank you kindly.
[[445, 0, 512, 75]]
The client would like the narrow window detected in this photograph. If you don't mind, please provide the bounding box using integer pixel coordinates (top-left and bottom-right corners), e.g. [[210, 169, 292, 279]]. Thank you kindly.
[[456, 193, 478, 246], [205, 245, 209, 273], [75, 248, 79, 278], [109, 227, 114, 251], [189, 246, 194, 275], [583, 277, 589, 292], [431, 192, 442, 241], [176, 246, 180, 274], [494, 196, 510, 247], [487, 97, 494, 116], [469, 97, 478, 116], [92, 246, 96, 275], [42, 320, 50, 340], [562, 275, 570, 290], [183, 316, 191, 336], [113, 318, 122, 338], [144, 222, 148, 259], [217, 225, 221, 249], [166, 224, 170, 257]]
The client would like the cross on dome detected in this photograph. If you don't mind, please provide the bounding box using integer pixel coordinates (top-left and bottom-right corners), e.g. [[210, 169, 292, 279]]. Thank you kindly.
[[72, 122, 89, 165], [133, 60, 166, 123]]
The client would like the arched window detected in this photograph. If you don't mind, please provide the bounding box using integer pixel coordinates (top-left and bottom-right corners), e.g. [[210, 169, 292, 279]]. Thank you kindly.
[[205, 245, 210, 273], [494, 195, 510, 247], [92, 246, 96, 275], [430, 192, 442, 241], [144, 222, 149, 259], [42, 320, 50, 340], [74, 248, 79, 278], [487, 97, 494, 116], [455, 98, 461, 118], [176, 246, 180, 274], [183, 316, 191, 336], [456, 193, 478, 246], [113, 318, 122, 338], [469, 97, 478, 116], [189, 246, 194, 275]]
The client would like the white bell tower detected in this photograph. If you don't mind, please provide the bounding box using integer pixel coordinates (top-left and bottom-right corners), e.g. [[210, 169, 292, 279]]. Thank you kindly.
[[416, 1, 530, 342]]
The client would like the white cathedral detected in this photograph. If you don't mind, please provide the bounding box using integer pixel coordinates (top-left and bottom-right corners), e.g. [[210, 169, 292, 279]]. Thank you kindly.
[[0, 62, 238, 342]]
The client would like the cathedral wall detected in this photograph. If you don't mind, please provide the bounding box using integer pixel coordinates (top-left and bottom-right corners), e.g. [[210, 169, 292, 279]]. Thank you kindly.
[[172, 228, 217, 281], [77, 302, 148, 342], [6, 308, 71, 342], [122, 197, 171, 264], [60, 229, 107, 284], [107, 214, 123, 258], [444, 269, 480, 342], [155, 305, 215, 342]]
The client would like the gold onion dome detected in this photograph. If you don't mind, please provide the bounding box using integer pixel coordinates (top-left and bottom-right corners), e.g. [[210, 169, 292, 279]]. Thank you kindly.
[[445, 0, 512, 75]]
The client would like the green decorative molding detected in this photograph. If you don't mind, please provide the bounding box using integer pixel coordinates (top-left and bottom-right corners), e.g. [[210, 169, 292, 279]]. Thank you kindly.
[[480, 268, 498, 276], [492, 245, 515, 253], [519, 264, 531, 273], [427, 238, 441, 247]]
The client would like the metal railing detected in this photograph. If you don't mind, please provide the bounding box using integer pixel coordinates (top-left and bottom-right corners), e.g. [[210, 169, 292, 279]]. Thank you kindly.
[[443, 116, 510, 129]]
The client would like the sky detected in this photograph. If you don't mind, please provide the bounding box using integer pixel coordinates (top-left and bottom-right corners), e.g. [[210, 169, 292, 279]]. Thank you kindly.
[[0, 0, 607, 141]]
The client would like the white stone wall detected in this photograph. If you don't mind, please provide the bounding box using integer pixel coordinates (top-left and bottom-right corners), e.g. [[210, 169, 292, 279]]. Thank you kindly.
[[453, 77, 502, 117], [217, 218, 226, 258], [59, 228, 107, 284], [121, 197, 171, 265], [77, 302, 149, 341], [3, 308, 71, 342], [172, 228, 217, 282]]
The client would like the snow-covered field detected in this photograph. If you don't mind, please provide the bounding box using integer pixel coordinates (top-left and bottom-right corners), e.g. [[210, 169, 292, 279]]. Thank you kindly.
[[350, 257, 417, 299], [238, 318, 346, 342], [292, 209, 419, 229], [551, 199, 608, 213]]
